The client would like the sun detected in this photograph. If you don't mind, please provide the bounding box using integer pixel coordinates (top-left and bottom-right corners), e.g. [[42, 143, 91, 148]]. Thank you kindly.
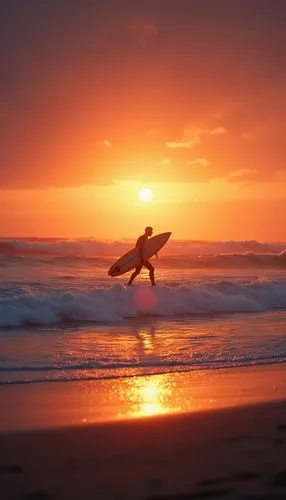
[[138, 187, 153, 202]]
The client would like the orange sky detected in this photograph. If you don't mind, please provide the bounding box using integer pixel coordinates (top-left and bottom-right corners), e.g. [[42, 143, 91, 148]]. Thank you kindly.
[[1, 1, 286, 240], [1, 182, 286, 240]]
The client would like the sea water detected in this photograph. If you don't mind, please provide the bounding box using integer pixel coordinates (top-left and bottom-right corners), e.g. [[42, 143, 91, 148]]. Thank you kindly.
[[1, 238, 286, 385]]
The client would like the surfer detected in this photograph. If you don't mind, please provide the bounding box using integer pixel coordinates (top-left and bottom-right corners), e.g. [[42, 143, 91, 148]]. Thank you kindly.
[[127, 226, 157, 286]]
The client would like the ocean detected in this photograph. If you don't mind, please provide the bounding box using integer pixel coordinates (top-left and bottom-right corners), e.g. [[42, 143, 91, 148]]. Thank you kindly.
[[1, 238, 286, 386]]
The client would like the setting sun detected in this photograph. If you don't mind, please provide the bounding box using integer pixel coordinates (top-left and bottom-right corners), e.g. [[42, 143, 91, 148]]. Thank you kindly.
[[138, 188, 153, 202], [2, 5, 286, 499]]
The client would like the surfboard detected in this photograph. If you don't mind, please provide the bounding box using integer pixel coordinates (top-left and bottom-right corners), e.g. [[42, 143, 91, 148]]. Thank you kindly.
[[108, 232, 171, 277]]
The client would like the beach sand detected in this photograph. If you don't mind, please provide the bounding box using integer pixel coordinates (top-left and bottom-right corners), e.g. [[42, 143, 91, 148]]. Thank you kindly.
[[1, 365, 286, 499]]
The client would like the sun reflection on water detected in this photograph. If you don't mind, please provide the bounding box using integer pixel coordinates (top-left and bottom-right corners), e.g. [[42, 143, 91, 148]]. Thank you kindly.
[[116, 374, 185, 418]]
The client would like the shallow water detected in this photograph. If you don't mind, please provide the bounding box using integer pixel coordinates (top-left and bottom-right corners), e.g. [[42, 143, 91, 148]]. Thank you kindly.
[[1, 254, 286, 385]]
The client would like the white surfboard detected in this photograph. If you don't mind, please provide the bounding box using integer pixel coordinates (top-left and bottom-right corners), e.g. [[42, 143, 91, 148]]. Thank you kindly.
[[108, 232, 171, 277]]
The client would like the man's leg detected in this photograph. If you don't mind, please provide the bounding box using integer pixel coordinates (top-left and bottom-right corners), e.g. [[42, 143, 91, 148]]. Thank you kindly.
[[127, 265, 142, 285], [144, 261, 156, 286]]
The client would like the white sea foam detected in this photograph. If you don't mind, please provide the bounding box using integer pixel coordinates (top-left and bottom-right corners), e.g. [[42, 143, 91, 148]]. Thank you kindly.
[[1, 280, 286, 327]]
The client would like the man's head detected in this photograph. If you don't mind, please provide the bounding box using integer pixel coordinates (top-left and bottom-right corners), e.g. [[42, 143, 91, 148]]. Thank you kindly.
[[145, 226, 153, 236]]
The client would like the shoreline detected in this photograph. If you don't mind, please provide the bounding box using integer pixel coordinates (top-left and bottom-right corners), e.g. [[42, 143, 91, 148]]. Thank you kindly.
[[1, 362, 286, 432], [1, 363, 286, 499]]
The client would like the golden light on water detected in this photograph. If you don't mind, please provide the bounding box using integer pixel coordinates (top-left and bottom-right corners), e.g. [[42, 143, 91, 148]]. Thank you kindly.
[[138, 381, 164, 416], [131, 378, 169, 417], [116, 375, 183, 418], [142, 381, 159, 401], [140, 403, 161, 416], [5, 366, 286, 430]]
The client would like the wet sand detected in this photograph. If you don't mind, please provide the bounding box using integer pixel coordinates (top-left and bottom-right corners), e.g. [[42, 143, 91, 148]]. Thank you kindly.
[[1, 363, 286, 431], [1, 364, 286, 499]]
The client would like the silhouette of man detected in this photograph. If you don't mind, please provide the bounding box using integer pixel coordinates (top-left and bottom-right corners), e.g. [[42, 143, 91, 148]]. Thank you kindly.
[[127, 227, 157, 286]]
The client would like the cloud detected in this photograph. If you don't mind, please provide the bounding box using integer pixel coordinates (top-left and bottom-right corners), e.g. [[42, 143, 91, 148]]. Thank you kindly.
[[183, 158, 211, 182], [166, 138, 200, 149], [228, 169, 258, 184], [1, 1, 286, 188], [210, 127, 228, 136], [187, 158, 210, 167], [165, 126, 228, 149], [166, 128, 202, 149]]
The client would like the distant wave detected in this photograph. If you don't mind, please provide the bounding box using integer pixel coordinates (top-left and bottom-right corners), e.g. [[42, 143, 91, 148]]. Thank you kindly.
[[0, 238, 129, 257], [161, 251, 286, 269], [0, 237, 285, 258], [1, 238, 286, 270], [1, 280, 286, 327], [1, 250, 286, 269]]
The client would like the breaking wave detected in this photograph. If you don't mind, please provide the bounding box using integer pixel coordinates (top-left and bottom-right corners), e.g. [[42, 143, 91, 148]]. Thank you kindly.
[[1, 280, 286, 327]]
